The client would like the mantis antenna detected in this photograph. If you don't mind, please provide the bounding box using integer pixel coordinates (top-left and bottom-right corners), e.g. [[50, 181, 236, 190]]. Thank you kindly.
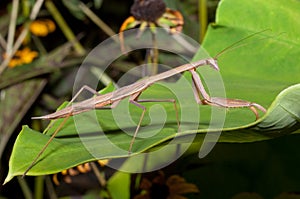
[[214, 29, 273, 59]]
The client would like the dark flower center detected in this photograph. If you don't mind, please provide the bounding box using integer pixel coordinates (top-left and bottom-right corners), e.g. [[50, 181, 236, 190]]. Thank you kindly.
[[130, 0, 166, 22]]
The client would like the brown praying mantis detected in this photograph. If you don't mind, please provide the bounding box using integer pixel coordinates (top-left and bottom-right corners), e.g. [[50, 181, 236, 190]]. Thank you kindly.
[[23, 33, 268, 177]]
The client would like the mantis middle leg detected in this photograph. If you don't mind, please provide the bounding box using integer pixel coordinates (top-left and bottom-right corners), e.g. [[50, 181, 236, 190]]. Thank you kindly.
[[127, 92, 180, 153]]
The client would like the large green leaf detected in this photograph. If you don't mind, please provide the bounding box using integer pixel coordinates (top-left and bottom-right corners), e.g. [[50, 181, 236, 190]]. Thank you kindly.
[[4, 0, 300, 183]]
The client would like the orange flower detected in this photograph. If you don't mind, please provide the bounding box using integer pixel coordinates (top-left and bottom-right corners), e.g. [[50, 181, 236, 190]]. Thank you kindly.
[[29, 19, 56, 37], [15, 47, 38, 64], [3, 47, 38, 68], [98, 159, 110, 167]]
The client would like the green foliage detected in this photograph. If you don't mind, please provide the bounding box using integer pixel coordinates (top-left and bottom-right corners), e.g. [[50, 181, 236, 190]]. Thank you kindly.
[[107, 172, 130, 199]]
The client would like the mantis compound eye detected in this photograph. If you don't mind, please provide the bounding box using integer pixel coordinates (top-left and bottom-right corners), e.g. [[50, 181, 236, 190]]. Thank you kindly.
[[206, 58, 220, 71]]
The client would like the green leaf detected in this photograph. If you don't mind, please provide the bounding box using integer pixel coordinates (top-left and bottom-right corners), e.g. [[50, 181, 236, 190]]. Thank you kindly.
[[107, 171, 130, 199], [4, 0, 300, 183]]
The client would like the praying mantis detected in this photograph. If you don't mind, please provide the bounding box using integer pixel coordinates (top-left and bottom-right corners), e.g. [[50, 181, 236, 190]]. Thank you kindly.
[[23, 33, 268, 177]]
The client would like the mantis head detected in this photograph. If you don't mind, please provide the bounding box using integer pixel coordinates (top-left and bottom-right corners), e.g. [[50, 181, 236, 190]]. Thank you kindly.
[[206, 58, 220, 71]]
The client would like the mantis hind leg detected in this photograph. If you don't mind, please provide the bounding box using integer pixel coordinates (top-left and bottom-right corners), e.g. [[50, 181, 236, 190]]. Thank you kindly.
[[23, 114, 71, 177], [25, 86, 103, 176]]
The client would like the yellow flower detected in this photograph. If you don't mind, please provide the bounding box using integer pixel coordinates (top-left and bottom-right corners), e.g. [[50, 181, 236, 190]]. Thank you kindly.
[[3, 47, 38, 68], [30, 19, 56, 37], [7, 59, 22, 68], [16, 47, 38, 64], [98, 159, 110, 167]]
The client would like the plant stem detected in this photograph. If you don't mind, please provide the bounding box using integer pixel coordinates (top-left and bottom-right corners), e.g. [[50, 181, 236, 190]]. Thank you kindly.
[[0, 25, 29, 75], [29, 0, 44, 20], [0, 33, 6, 49], [79, 2, 117, 41], [198, 0, 207, 42], [91, 162, 107, 187], [45, 0, 85, 55], [151, 31, 158, 75], [21, 0, 31, 17], [7, 0, 19, 55], [45, 176, 58, 199], [34, 176, 44, 199], [17, 176, 33, 199]]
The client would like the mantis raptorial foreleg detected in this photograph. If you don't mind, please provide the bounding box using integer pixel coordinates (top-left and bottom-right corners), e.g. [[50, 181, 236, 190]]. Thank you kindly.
[[189, 68, 266, 119], [190, 69, 210, 104]]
